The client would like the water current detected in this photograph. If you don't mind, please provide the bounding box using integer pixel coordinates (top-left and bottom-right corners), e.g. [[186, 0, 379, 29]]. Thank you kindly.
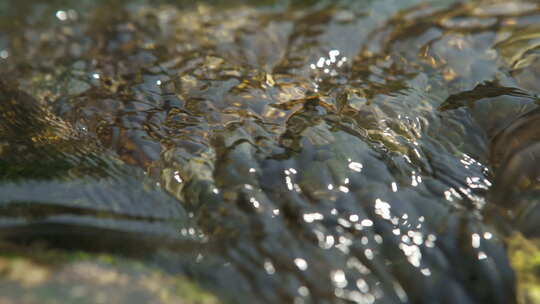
[[2, 0, 540, 303]]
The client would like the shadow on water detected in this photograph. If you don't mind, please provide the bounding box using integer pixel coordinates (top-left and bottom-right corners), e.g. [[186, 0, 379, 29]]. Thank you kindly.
[[2, 0, 540, 303]]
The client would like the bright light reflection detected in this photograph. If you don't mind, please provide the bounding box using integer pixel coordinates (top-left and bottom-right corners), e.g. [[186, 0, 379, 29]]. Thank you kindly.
[[411, 231, 423, 245], [315, 230, 335, 249], [421, 268, 431, 276], [374, 198, 391, 219], [329, 49, 340, 61], [472, 233, 481, 248], [264, 260, 275, 275], [336, 235, 352, 253], [360, 219, 373, 227], [478, 251, 487, 260], [56, 10, 68, 21], [249, 197, 260, 208], [0, 50, 8, 59], [338, 218, 351, 228], [399, 243, 422, 267], [356, 279, 369, 293], [411, 171, 421, 187], [310, 49, 348, 77], [444, 187, 462, 201], [364, 249, 374, 260], [294, 258, 308, 271], [347, 257, 371, 275], [285, 176, 293, 190], [325, 235, 335, 248], [303, 212, 324, 223], [361, 236, 368, 245], [298, 286, 309, 297], [425, 234, 436, 248], [173, 171, 182, 183], [331, 270, 348, 288], [348, 162, 363, 172]]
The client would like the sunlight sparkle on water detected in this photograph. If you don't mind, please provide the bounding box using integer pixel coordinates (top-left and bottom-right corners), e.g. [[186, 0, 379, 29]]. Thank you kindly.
[[298, 286, 309, 297], [361, 219, 373, 227], [294, 258, 308, 271], [421, 268, 431, 276], [173, 171, 182, 183], [303, 212, 324, 223], [478, 251, 487, 260], [249, 197, 260, 208], [56, 10, 68, 21], [348, 162, 363, 172], [472, 233, 481, 248], [339, 185, 350, 193], [264, 259, 275, 275], [374, 198, 391, 219], [331, 269, 348, 288]]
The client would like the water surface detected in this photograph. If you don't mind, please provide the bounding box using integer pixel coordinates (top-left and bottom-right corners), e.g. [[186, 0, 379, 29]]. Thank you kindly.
[[2, 0, 540, 303]]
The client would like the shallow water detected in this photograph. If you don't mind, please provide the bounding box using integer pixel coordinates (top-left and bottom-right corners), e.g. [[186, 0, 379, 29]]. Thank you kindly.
[[2, 0, 540, 303]]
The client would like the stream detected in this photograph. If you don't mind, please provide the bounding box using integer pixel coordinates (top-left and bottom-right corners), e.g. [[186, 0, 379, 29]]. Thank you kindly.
[[2, 0, 540, 303]]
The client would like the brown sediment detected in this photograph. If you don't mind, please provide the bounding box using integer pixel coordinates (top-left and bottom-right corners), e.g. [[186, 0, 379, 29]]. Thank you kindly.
[[486, 105, 540, 232], [490, 107, 540, 168]]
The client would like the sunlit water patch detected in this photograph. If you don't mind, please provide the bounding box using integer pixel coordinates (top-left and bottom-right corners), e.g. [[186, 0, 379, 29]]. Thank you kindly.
[[2, 0, 540, 303]]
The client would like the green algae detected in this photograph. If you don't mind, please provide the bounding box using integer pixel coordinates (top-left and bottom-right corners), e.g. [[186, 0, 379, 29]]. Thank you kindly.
[[0, 243, 223, 304]]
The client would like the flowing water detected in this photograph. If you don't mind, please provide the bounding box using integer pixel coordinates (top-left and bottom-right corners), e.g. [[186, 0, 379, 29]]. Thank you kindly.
[[2, 0, 540, 303]]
